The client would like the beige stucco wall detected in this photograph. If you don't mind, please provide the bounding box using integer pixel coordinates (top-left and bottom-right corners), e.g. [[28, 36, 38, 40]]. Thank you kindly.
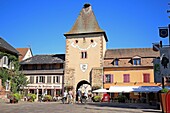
[[65, 33, 106, 89], [103, 68, 161, 88]]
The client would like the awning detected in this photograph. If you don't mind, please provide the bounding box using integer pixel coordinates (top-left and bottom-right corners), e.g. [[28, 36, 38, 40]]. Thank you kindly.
[[107, 86, 170, 93], [108, 86, 139, 93], [133, 86, 162, 93], [92, 88, 109, 93]]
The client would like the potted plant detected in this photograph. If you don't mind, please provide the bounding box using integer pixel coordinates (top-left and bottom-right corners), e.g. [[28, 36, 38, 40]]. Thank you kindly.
[[43, 95, 52, 102], [93, 95, 102, 102], [8, 93, 21, 103], [159, 88, 169, 113], [27, 93, 36, 102], [117, 95, 127, 103]]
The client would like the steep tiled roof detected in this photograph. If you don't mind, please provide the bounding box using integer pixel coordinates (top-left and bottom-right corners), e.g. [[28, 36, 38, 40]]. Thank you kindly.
[[16, 48, 30, 61], [20, 54, 65, 64], [104, 48, 159, 67], [64, 4, 108, 41], [0, 37, 19, 55], [105, 48, 159, 59]]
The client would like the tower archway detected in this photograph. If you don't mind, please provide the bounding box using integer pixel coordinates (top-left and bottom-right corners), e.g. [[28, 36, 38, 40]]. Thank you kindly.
[[76, 80, 91, 101]]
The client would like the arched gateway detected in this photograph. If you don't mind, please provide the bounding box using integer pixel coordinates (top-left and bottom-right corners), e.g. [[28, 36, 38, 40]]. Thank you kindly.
[[63, 4, 108, 97], [76, 80, 91, 92]]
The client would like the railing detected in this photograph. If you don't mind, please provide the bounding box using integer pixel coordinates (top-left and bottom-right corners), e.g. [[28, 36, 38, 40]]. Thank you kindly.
[[21, 69, 64, 74]]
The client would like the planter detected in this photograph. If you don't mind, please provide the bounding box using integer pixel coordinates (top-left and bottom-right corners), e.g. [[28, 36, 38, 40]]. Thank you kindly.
[[10, 99, 18, 103], [159, 93, 166, 113]]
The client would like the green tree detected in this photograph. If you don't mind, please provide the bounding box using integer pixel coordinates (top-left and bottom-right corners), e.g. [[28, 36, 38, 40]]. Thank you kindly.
[[0, 68, 10, 87], [0, 53, 28, 93], [10, 62, 29, 93]]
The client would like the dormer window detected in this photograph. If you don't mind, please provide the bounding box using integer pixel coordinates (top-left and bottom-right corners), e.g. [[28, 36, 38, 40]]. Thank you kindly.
[[133, 58, 141, 65], [111, 58, 119, 66], [132, 56, 141, 66]]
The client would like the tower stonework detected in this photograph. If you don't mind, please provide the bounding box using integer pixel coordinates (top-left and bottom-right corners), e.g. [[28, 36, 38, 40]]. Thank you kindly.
[[64, 4, 108, 91]]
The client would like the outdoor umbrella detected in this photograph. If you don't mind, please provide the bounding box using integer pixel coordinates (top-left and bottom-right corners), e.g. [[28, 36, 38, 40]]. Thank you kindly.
[[92, 88, 109, 93]]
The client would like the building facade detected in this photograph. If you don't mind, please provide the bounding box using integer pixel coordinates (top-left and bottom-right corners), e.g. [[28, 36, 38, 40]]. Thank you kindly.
[[103, 48, 160, 101], [0, 37, 19, 98], [0, 37, 19, 70], [20, 54, 65, 99], [64, 4, 108, 92]]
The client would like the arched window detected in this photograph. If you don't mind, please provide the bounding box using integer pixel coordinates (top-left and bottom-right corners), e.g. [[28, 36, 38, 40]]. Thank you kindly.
[[3, 56, 8, 65]]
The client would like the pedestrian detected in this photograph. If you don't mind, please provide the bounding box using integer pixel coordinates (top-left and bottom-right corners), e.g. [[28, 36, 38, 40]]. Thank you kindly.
[[77, 88, 82, 103], [62, 90, 67, 104], [68, 89, 73, 104]]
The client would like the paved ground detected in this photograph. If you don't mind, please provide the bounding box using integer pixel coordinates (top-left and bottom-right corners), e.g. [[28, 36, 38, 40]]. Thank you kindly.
[[0, 101, 162, 113]]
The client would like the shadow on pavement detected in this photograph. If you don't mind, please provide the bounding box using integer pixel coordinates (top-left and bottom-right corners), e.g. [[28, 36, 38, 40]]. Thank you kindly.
[[82, 102, 159, 110]]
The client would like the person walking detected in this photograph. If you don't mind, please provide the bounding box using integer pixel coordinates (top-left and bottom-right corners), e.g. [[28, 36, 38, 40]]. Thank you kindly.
[[68, 89, 73, 104], [77, 88, 82, 103], [62, 90, 67, 104]]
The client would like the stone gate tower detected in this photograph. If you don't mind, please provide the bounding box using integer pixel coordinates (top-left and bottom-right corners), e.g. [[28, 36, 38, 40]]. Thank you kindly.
[[64, 4, 108, 91]]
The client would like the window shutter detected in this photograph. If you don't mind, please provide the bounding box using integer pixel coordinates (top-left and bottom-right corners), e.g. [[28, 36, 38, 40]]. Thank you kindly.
[[143, 74, 150, 83], [148, 74, 150, 82], [53, 76, 55, 83], [58, 76, 60, 83], [111, 74, 113, 83], [123, 74, 126, 83], [123, 74, 130, 83], [36, 76, 38, 83]]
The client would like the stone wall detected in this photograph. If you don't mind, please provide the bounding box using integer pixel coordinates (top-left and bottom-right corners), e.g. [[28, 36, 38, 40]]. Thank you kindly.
[[64, 68, 75, 88], [91, 67, 103, 88]]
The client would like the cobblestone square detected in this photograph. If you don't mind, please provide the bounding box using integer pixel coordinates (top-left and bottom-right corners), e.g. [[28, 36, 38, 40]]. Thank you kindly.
[[0, 102, 161, 113]]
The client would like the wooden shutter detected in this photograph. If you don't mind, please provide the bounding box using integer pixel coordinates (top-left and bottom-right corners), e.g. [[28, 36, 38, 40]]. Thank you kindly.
[[124, 74, 130, 83], [143, 74, 150, 83], [111, 74, 113, 83]]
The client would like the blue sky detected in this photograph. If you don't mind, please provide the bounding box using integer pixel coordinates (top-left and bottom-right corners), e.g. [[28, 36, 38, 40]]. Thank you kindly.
[[0, 0, 169, 55]]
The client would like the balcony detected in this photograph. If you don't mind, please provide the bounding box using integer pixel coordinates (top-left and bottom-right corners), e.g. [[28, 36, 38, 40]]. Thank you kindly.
[[21, 69, 64, 75]]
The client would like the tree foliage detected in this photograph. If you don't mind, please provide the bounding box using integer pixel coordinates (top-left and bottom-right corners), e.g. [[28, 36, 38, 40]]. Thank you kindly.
[[10, 62, 29, 93], [0, 53, 28, 93], [0, 68, 10, 87]]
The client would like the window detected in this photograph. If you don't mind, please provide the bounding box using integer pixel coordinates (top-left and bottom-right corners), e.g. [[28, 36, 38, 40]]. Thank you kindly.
[[47, 76, 51, 83], [32, 64, 37, 70], [111, 58, 119, 66], [23, 65, 28, 70], [52, 64, 56, 69], [123, 74, 130, 83], [56, 76, 60, 83], [41, 64, 46, 70], [81, 51, 87, 59], [60, 64, 63, 69], [133, 58, 141, 65], [104, 74, 113, 83], [75, 40, 78, 43], [39, 76, 45, 83], [143, 73, 150, 83], [30, 76, 34, 84], [53, 76, 60, 83], [3, 56, 8, 64]]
